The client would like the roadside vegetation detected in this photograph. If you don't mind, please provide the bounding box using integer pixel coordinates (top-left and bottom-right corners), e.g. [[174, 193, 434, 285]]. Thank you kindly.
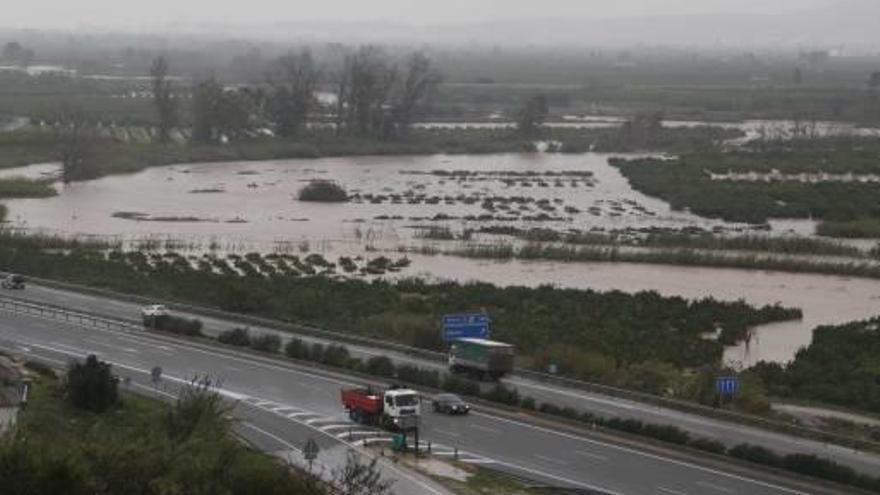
[[0, 358, 323, 495], [752, 317, 880, 415], [0, 232, 801, 401]]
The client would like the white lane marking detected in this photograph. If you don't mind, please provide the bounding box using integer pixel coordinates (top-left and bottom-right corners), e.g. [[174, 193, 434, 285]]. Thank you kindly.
[[432, 429, 461, 438], [535, 454, 568, 465], [488, 457, 623, 494], [271, 406, 296, 413], [239, 422, 302, 454], [460, 459, 495, 465], [287, 411, 315, 418], [254, 400, 276, 407], [12, 339, 449, 495], [336, 430, 382, 439], [509, 378, 638, 411], [658, 487, 688, 495], [320, 424, 355, 432], [4, 317, 805, 494], [575, 450, 609, 461], [299, 383, 326, 393], [472, 411, 809, 495], [695, 481, 736, 494], [469, 424, 501, 434]]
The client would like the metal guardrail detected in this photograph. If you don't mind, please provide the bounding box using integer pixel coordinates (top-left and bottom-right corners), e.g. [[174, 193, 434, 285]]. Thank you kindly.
[[0, 296, 141, 334], [5, 275, 880, 455]]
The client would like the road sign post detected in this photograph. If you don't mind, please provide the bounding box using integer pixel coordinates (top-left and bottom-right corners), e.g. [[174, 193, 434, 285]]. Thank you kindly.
[[442, 313, 490, 342], [715, 376, 739, 408], [303, 438, 320, 472]]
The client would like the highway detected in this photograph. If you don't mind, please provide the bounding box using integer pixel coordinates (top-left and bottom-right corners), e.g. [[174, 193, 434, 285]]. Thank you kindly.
[[0, 294, 858, 495], [6, 280, 880, 477]]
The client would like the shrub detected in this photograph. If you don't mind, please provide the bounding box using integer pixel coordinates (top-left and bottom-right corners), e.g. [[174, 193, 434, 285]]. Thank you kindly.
[[365, 356, 395, 378], [218, 328, 251, 347], [250, 334, 282, 354], [284, 338, 310, 360], [65, 354, 119, 413], [298, 180, 348, 202], [482, 384, 521, 406], [521, 396, 536, 410], [321, 345, 351, 367], [396, 364, 441, 389], [689, 437, 727, 455], [728, 444, 782, 467], [782, 454, 859, 485], [145, 315, 204, 337], [164, 377, 232, 441], [441, 375, 480, 396], [24, 360, 56, 378]]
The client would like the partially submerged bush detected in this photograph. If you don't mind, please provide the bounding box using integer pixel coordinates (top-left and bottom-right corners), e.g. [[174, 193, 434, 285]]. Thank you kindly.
[[298, 180, 348, 202]]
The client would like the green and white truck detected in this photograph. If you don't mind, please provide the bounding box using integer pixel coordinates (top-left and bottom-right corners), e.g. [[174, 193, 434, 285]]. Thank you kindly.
[[448, 338, 514, 380]]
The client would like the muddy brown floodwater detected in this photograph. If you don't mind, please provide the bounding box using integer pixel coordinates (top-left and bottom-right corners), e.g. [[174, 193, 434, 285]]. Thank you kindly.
[[2, 153, 879, 366]]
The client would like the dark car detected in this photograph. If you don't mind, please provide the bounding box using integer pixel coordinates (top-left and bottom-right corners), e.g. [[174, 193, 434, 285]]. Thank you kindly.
[[432, 393, 470, 415], [1, 274, 25, 290]]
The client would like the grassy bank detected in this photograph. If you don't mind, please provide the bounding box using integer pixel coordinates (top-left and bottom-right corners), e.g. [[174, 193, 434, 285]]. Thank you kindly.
[[0, 177, 57, 198], [0, 124, 740, 180], [445, 242, 880, 281], [3, 374, 322, 495], [475, 226, 868, 258], [754, 317, 880, 416]]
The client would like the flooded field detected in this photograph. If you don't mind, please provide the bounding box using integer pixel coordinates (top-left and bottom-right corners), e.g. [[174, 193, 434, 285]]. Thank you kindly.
[[1, 153, 760, 251], [2, 152, 878, 366]]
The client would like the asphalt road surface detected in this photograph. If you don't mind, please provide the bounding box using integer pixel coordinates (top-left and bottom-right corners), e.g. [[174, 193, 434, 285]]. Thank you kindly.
[[0, 299, 859, 495], [5, 281, 880, 477]]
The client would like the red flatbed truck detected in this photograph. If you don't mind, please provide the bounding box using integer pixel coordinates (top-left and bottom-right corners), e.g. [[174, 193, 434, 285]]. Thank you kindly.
[[340, 385, 421, 431]]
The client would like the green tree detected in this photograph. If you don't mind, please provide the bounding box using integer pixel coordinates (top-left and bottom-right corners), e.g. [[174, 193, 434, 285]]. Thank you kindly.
[[65, 354, 119, 413]]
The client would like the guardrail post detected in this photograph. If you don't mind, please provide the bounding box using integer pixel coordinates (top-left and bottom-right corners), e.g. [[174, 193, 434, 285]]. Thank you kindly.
[[453, 447, 458, 460], [427, 441, 431, 453]]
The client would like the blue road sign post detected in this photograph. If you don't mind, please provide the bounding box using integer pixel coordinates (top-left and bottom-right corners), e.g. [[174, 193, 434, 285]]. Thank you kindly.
[[716, 376, 739, 407], [442, 313, 490, 341]]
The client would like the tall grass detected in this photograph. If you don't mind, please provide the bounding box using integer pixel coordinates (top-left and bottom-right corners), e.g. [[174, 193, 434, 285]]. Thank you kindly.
[[451, 242, 880, 279], [0, 177, 57, 198]]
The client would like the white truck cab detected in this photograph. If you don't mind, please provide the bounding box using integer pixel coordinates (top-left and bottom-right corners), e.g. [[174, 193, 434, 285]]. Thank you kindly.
[[383, 388, 420, 429]]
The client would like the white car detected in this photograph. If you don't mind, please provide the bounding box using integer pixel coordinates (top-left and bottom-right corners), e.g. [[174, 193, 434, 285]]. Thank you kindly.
[[141, 304, 169, 318]]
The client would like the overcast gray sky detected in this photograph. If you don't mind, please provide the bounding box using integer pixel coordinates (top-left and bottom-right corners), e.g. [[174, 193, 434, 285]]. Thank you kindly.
[[4, 0, 834, 29]]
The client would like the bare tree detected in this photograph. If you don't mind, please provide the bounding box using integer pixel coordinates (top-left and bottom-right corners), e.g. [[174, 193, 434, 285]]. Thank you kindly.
[[267, 50, 320, 138], [331, 450, 394, 495], [55, 106, 97, 183], [516, 95, 549, 137], [390, 51, 442, 137], [150, 55, 178, 143]]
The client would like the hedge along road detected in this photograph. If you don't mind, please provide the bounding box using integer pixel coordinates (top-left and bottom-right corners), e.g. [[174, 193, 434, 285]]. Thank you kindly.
[[4, 277, 880, 476], [0, 303, 848, 495]]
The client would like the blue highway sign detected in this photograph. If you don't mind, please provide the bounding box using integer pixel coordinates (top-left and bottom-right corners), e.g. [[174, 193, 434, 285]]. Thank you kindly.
[[442, 313, 490, 341], [716, 376, 739, 396]]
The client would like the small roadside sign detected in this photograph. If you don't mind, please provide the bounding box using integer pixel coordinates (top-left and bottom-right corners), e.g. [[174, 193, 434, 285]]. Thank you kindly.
[[442, 313, 490, 341], [716, 376, 739, 396], [303, 437, 320, 471]]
